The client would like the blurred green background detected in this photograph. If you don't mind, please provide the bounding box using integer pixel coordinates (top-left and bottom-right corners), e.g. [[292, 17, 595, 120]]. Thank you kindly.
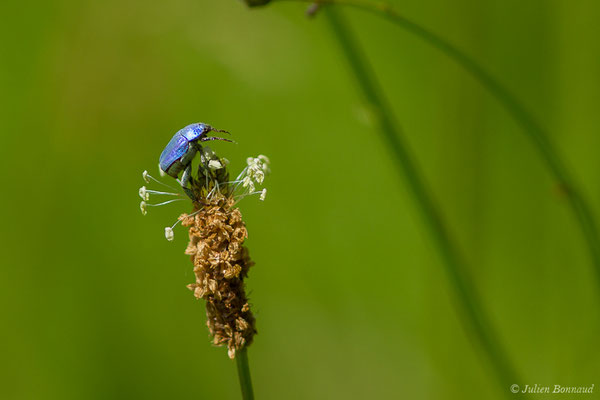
[[1, 0, 599, 399]]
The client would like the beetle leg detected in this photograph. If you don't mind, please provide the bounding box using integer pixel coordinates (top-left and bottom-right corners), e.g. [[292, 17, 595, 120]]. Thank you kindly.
[[180, 164, 196, 201]]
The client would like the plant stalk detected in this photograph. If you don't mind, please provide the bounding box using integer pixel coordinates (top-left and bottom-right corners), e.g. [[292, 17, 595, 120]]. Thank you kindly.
[[323, 7, 519, 391], [236, 347, 255, 400]]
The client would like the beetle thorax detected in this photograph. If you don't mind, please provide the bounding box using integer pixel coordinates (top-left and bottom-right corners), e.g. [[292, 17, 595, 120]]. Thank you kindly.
[[181, 123, 207, 142]]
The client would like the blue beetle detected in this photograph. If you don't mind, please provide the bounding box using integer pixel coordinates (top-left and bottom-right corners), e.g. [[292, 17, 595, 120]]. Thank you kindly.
[[159, 123, 231, 199]]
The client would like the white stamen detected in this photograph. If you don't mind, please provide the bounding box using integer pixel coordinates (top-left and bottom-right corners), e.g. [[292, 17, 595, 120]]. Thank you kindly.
[[260, 188, 267, 201], [254, 170, 264, 184], [207, 181, 222, 200], [261, 163, 270, 175], [143, 171, 179, 190], [163, 209, 203, 241], [242, 176, 255, 192], [139, 186, 149, 201], [258, 154, 270, 164], [140, 201, 148, 216], [235, 166, 249, 182], [147, 199, 185, 207], [146, 189, 180, 196]]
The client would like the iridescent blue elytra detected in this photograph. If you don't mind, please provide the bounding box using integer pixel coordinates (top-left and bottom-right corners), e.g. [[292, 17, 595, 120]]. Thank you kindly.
[[159, 123, 231, 198]]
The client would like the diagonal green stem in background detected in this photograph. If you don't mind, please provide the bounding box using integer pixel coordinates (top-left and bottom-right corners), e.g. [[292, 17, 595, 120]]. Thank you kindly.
[[322, 7, 519, 391], [236, 347, 255, 400], [270, 0, 600, 296]]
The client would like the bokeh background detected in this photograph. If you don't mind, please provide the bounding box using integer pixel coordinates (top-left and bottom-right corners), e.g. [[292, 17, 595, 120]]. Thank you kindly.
[[1, 0, 599, 399]]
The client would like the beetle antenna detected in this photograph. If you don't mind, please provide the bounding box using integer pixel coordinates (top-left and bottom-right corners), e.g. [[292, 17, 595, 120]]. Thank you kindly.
[[200, 136, 236, 144]]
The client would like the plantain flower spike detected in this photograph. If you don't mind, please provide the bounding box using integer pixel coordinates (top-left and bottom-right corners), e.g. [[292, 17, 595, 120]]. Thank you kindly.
[[182, 147, 269, 358], [139, 144, 270, 358]]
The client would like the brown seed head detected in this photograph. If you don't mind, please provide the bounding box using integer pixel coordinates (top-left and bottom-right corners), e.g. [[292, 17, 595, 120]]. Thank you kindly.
[[182, 192, 256, 359]]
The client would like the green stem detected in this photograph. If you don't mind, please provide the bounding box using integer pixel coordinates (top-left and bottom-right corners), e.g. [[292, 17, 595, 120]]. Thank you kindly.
[[324, 7, 518, 391], [273, 0, 600, 295], [236, 347, 255, 400]]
